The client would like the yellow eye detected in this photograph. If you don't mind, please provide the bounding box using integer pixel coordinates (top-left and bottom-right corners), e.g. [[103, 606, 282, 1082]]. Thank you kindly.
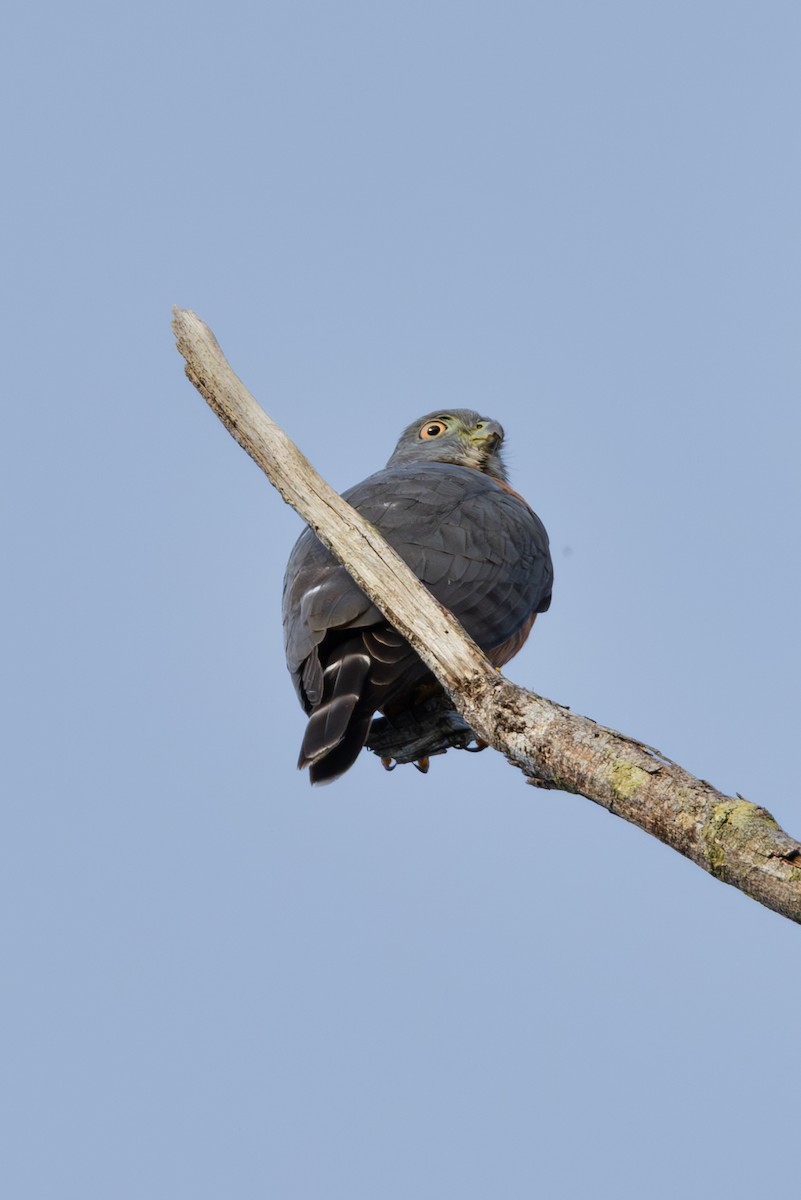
[[420, 419, 448, 440]]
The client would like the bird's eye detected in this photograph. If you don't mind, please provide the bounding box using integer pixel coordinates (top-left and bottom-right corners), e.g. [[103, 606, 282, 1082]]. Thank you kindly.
[[420, 420, 448, 440]]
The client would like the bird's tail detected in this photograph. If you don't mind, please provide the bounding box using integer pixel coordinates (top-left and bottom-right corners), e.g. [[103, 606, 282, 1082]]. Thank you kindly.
[[298, 638, 373, 784], [298, 626, 428, 784]]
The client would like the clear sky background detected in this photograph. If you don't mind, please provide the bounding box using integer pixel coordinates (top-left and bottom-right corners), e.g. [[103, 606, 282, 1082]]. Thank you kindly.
[[3, 2, 800, 1197]]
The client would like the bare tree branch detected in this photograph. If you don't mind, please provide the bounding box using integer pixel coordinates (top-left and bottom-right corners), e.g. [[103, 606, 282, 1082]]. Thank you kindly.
[[172, 307, 801, 925]]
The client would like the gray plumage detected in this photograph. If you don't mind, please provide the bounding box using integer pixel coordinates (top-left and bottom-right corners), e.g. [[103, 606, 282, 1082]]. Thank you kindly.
[[282, 409, 553, 783]]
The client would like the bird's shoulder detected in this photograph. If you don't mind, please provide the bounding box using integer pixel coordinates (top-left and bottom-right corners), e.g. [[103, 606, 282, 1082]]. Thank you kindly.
[[343, 461, 540, 530]]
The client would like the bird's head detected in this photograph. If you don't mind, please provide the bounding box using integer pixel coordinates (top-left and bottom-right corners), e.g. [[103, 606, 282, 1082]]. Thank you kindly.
[[386, 409, 508, 481]]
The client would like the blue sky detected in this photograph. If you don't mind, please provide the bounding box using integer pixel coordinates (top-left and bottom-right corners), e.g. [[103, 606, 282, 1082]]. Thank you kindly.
[[3, 2, 800, 1196]]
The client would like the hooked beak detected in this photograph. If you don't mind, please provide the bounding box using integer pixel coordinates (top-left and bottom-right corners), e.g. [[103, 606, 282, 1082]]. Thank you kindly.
[[468, 419, 504, 450]]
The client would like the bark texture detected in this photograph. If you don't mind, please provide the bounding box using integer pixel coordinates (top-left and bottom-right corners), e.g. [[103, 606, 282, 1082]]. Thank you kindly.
[[172, 307, 801, 925]]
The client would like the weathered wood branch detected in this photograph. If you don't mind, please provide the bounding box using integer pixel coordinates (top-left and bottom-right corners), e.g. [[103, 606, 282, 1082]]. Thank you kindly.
[[172, 306, 801, 925]]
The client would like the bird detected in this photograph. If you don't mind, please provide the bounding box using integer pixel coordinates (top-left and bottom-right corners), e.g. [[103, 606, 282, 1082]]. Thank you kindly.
[[282, 409, 553, 784]]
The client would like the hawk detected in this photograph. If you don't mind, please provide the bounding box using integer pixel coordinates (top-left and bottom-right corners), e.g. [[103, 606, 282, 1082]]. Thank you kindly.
[[282, 410, 553, 783]]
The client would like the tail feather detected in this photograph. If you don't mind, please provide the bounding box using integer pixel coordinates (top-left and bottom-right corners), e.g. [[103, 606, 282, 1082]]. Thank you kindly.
[[297, 627, 431, 783], [308, 712, 373, 784], [298, 643, 371, 772]]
